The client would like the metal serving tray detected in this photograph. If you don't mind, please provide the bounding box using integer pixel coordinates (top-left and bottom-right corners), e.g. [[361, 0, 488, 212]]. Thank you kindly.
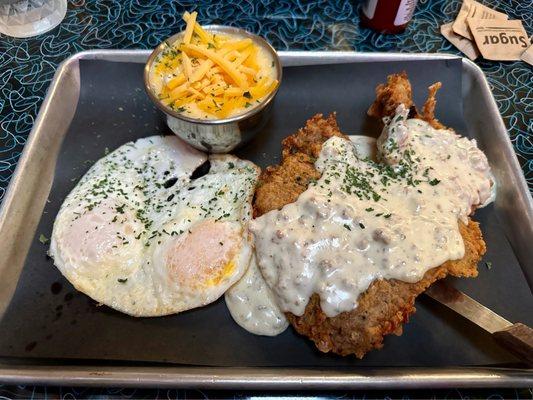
[[0, 50, 531, 389]]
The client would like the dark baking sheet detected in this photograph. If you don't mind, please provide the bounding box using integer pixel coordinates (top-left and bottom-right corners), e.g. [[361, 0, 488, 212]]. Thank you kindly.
[[0, 59, 531, 367]]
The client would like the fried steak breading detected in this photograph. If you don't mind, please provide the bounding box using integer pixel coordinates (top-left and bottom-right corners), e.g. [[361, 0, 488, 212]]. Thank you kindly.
[[286, 221, 484, 358], [367, 71, 414, 119], [253, 113, 348, 218], [253, 73, 486, 358], [368, 71, 445, 129]]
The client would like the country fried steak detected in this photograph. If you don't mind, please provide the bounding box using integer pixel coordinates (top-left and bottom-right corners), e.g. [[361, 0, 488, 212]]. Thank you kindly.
[[252, 72, 486, 358], [253, 114, 348, 218]]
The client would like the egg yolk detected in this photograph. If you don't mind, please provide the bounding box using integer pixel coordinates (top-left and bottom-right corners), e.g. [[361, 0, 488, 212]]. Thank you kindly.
[[165, 220, 241, 288]]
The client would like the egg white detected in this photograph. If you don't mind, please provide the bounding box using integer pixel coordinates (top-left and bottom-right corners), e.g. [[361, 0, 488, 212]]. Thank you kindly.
[[50, 136, 260, 316]]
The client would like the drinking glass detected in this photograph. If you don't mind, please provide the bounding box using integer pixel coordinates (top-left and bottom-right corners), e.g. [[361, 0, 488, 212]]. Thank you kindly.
[[0, 0, 66, 38]]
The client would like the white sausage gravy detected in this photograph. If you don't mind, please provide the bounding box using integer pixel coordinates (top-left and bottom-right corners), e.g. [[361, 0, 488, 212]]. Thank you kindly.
[[250, 105, 494, 318], [225, 136, 375, 336], [225, 254, 289, 336]]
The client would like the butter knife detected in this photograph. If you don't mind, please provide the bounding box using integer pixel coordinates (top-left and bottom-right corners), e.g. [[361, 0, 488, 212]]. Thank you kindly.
[[425, 280, 533, 366]]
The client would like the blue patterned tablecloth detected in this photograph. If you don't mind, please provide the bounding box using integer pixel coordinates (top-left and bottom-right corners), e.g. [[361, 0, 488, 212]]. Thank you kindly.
[[0, 0, 532, 398]]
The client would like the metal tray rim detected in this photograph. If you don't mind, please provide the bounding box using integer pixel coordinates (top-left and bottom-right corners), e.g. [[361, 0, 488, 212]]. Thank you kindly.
[[0, 364, 531, 389], [0, 49, 531, 388]]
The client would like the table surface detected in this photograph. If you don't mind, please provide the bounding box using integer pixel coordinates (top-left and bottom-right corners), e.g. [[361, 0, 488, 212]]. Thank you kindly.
[[0, 0, 532, 398]]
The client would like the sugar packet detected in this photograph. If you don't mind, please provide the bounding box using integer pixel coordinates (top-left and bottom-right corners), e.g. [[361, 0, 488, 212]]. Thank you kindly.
[[468, 18, 530, 61], [440, 22, 480, 60], [453, 0, 507, 40], [520, 43, 533, 66]]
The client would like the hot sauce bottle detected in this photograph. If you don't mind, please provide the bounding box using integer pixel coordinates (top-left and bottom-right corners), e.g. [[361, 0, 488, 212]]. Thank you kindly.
[[360, 0, 419, 34]]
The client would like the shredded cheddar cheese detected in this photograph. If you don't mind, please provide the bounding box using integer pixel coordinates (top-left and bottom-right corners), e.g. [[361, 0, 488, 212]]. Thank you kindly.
[[150, 12, 278, 119]]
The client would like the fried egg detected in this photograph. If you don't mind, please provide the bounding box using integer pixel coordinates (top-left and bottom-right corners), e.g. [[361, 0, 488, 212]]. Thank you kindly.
[[50, 135, 260, 316]]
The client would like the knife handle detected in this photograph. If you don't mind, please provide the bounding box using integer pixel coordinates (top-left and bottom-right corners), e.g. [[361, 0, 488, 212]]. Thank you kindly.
[[492, 323, 533, 366]]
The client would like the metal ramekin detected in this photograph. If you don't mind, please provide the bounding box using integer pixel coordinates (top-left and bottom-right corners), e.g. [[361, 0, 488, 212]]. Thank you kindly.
[[144, 25, 282, 153]]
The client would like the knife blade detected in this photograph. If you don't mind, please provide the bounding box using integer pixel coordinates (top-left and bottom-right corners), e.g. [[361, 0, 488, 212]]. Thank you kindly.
[[425, 280, 512, 333], [425, 280, 533, 365]]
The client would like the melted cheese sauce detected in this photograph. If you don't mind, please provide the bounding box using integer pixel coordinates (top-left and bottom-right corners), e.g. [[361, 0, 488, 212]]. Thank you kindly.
[[250, 106, 494, 318], [225, 254, 288, 336]]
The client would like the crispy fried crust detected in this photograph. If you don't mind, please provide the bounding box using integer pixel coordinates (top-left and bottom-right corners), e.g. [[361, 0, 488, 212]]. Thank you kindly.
[[422, 82, 444, 129], [367, 71, 445, 129], [367, 71, 414, 120], [253, 114, 347, 217], [281, 113, 348, 159], [253, 73, 486, 358], [287, 221, 484, 358]]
